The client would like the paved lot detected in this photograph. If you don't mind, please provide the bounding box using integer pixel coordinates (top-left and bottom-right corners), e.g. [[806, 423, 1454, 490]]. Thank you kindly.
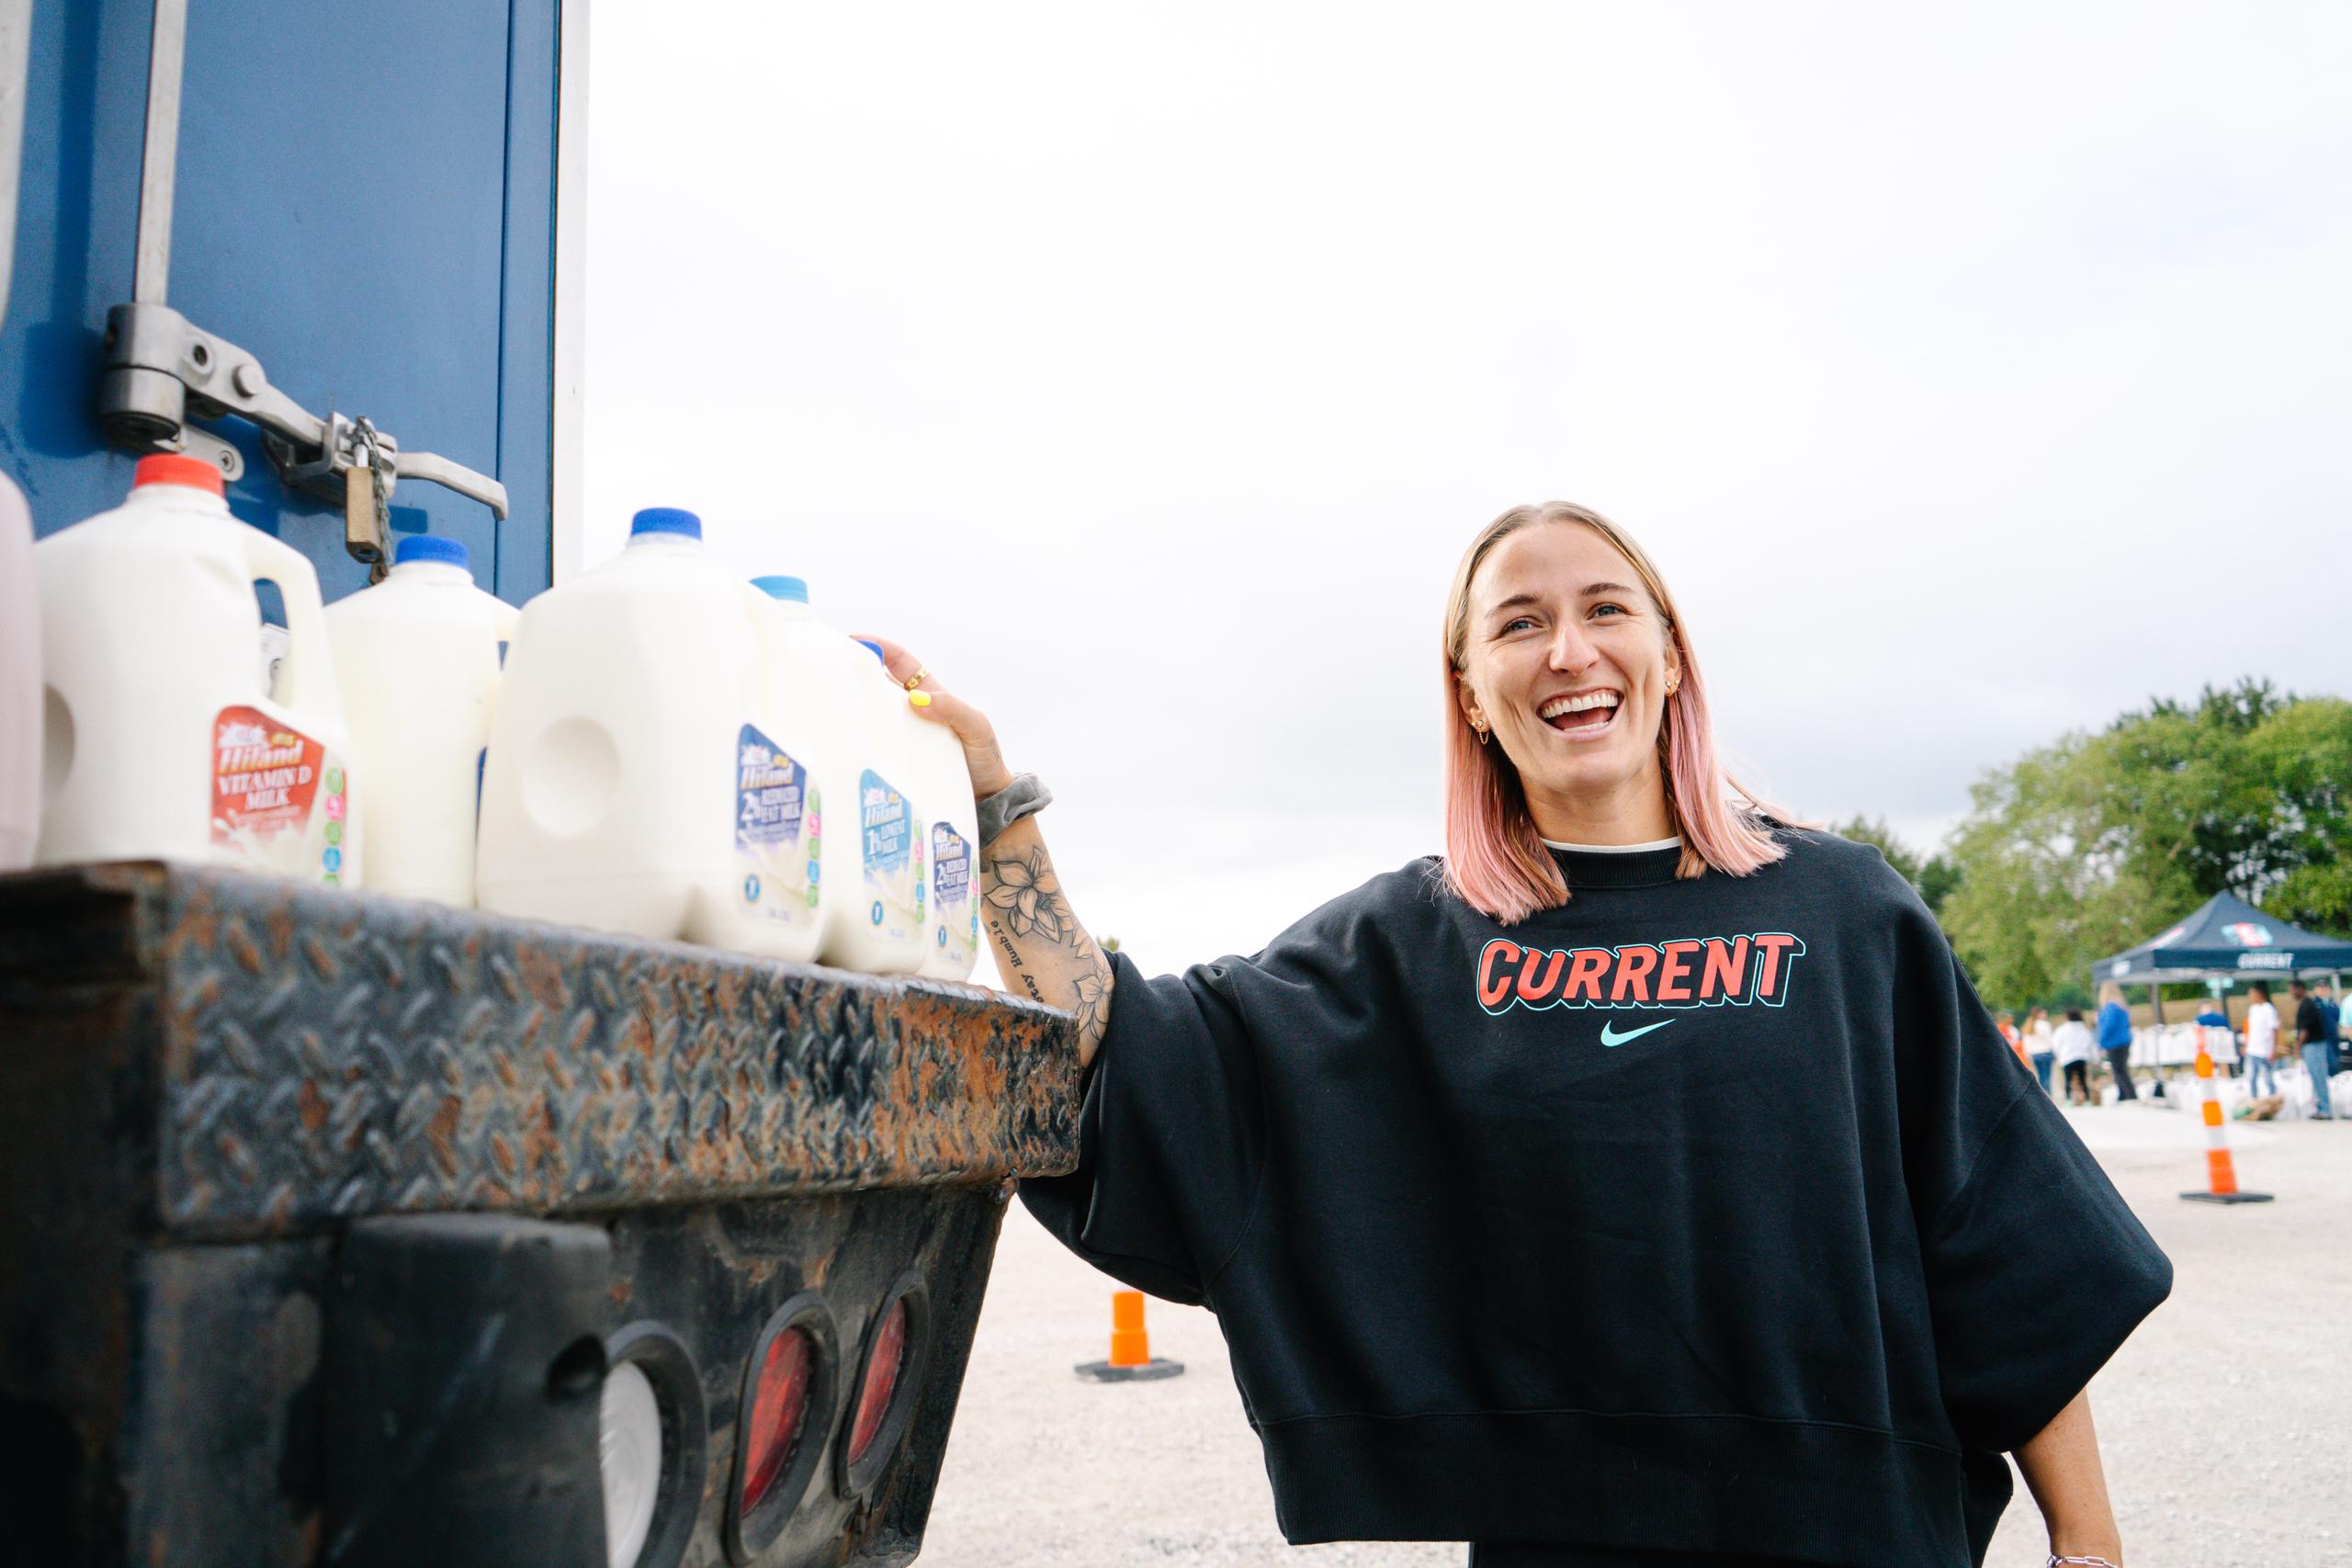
[[920, 1103, 2351, 1568]]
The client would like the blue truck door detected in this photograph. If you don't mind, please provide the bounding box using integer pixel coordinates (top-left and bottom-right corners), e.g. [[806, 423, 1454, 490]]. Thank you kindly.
[[2, 0, 563, 605]]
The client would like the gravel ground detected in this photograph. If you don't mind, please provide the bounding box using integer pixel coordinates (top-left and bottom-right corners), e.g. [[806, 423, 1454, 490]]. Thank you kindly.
[[918, 1103, 2351, 1568]]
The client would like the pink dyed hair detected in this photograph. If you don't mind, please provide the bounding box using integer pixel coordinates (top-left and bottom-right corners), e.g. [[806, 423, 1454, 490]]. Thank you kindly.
[[1441, 501, 1786, 923]]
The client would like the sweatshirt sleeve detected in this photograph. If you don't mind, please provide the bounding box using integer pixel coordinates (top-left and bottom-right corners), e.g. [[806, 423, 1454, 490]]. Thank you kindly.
[[1893, 903, 2174, 1454], [1016, 947, 1265, 1307]]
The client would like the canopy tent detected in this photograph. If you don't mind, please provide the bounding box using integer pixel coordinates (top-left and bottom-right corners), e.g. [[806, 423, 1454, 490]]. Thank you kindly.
[[2093, 891, 2352, 986]]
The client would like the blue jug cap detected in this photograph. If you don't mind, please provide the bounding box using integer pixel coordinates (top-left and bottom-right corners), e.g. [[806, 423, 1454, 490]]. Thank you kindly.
[[394, 535, 469, 570], [752, 575, 808, 604], [631, 507, 702, 540]]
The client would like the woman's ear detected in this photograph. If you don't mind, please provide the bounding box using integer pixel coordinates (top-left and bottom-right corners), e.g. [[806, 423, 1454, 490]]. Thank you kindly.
[[1453, 670, 1487, 730], [1663, 636, 1683, 697]]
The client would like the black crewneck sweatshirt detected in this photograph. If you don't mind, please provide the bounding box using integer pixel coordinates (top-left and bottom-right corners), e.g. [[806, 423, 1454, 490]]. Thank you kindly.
[[1019, 829, 2171, 1567]]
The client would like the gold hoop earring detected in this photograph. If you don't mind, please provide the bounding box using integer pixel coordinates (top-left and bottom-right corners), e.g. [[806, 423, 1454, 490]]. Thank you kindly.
[[1473, 722, 1491, 746]]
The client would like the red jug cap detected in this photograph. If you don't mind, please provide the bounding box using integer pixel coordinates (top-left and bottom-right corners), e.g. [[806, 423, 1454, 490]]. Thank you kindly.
[[133, 453, 227, 497]]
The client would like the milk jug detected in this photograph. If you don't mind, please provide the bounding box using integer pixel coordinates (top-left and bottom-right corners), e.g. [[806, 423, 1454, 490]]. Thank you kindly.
[[0, 473, 39, 872], [477, 508, 802, 956], [326, 535, 519, 906], [739, 581, 919, 976], [745, 577, 868, 970], [834, 639, 978, 980], [906, 686, 980, 983], [35, 454, 359, 885], [830, 639, 933, 976]]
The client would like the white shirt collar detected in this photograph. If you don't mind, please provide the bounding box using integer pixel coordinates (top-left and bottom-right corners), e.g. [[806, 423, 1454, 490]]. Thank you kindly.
[[1541, 835, 1683, 854]]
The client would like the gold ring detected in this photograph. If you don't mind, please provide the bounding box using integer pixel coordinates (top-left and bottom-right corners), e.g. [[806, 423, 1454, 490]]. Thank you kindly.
[[905, 666, 930, 691]]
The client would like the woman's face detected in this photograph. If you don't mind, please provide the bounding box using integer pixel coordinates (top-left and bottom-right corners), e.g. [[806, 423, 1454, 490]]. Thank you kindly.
[[1456, 522, 1679, 813]]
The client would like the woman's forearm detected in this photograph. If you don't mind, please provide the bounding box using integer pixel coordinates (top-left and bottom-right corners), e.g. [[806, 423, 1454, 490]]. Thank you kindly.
[[2014, 1389, 2122, 1562], [847, 633, 1114, 1064], [978, 814, 1115, 1068]]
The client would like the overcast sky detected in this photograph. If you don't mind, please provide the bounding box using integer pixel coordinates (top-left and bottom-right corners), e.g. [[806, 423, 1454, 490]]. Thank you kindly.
[[583, 3, 2351, 976]]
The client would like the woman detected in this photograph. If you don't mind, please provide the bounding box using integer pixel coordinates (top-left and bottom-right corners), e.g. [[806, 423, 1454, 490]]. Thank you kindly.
[[878, 501, 2168, 1567], [1996, 1010, 2028, 1070], [2095, 983, 2138, 1103], [2023, 1005, 2059, 1095], [2243, 983, 2279, 1098], [2053, 1010, 2098, 1106]]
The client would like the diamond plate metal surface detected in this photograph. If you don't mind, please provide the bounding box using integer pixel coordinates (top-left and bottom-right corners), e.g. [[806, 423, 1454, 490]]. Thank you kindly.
[[0, 862, 1078, 1567], [1, 863, 1080, 1239]]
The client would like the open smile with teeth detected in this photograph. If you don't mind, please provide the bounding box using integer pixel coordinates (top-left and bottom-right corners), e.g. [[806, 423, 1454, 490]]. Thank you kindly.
[[1538, 690, 1623, 734]]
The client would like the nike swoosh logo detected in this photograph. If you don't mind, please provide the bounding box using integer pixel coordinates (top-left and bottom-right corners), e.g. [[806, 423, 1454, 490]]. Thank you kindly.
[[1599, 1018, 1676, 1048]]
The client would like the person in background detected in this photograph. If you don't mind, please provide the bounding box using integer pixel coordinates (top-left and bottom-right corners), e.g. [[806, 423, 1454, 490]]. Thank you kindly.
[[2244, 984, 2279, 1099], [2054, 1008, 2098, 1106], [1996, 1010, 2027, 1069], [2096, 981, 2138, 1102], [2290, 980, 2334, 1121], [2321, 980, 2344, 1079], [2023, 1005, 2058, 1095]]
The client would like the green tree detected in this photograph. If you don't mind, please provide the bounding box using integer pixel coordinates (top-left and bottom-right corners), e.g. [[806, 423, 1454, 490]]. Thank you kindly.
[[1915, 853, 1963, 918], [1939, 682, 2352, 1011], [2087, 677, 2304, 901], [2244, 695, 2352, 930]]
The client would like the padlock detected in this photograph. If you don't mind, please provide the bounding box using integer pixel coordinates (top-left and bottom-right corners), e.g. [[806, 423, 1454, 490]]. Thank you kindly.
[[343, 432, 392, 581]]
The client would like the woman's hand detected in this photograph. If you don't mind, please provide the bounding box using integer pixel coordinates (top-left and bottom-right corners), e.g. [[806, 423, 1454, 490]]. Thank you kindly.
[[854, 635, 1016, 798]]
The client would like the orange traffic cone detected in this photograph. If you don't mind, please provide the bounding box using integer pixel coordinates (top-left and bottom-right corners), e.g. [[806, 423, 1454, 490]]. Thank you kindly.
[[2180, 1033, 2272, 1205], [1075, 1290, 1185, 1382]]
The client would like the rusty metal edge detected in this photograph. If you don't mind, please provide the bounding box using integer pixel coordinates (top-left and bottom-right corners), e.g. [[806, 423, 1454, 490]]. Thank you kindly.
[[0, 862, 1083, 1246]]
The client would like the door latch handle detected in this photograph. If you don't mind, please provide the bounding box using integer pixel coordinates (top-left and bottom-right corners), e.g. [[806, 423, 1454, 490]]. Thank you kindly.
[[98, 300, 511, 561], [393, 448, 509, 522]]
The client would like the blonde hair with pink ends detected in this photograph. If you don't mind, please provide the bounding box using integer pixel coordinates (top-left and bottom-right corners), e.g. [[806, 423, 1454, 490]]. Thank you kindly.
[[1441, 502, 1786, 924]]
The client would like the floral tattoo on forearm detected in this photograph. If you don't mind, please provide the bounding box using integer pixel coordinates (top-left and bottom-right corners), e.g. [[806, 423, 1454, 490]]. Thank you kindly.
[[984, 848, 1072, 943], [1068, 956, 1111, 1042], [984, 844, 1113, 1042]]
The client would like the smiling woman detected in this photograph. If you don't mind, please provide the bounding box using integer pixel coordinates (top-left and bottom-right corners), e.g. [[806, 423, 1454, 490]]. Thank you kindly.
[[889, 498, 2171, 1568], [1442, 501, 1784, 922]]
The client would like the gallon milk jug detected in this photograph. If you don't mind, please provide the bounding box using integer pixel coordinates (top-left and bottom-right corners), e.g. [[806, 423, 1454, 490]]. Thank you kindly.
[[36, 455, 359, 885], [829, 639, 932, 976], [746, 576, 870, 971], [837, 639, 979, 980], [327, 534, 519, 906], [477, 508, 799, 955], [906, 680, 979, 982], [0, 473, 38, 872]]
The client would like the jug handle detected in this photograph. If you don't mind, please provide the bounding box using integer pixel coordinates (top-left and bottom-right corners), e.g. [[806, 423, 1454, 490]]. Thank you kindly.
[[237, 528, 338, 716], [741, 581, 786, 716], [488, 595, 522, 654]]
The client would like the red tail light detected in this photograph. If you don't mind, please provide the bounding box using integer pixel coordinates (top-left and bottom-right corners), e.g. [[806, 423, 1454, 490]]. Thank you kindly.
[[846, 1297, 907, 1465], [726, 1294, 838, 1563], [739, 1325, 814, 1515], [835, 1276, 930, 1502]]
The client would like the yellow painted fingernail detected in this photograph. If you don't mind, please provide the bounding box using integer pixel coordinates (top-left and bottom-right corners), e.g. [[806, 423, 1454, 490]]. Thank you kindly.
[[909, 691, 932, 707]]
